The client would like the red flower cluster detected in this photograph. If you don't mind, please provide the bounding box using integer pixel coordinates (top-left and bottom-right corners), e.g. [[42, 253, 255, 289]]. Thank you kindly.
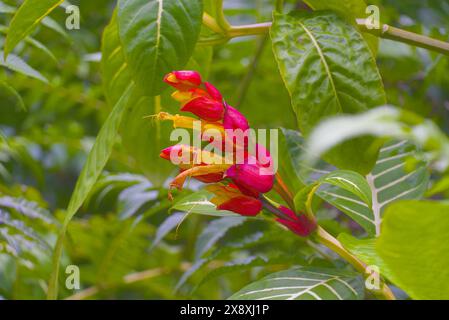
[[160, 71, 272, 216], [158, 70, 316, 236]]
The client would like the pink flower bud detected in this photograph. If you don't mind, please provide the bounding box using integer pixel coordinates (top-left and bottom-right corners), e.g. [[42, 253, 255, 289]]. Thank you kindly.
[[163, 71, 202, 90], [276, 206, 316, 237], [159, 145, 183, 161], [223, 106, 250, 131], [226, 162, 274, 194], [181, 96, 224, 122], [204, 82, 223, 101]]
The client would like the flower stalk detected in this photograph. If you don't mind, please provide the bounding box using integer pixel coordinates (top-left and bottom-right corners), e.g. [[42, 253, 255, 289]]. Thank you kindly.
[[314, 226, 396, 300]]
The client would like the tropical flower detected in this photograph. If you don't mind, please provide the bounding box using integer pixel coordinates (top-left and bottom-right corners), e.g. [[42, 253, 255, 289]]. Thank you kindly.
[[158, 70, 316, 237], [275, 206, 316, 237], [206, 183, 262, 216]]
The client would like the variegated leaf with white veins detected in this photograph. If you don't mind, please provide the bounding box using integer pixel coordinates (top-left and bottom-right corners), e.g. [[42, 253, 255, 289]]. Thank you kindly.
[[229, 267, 364, 300], [282, 129, 429, 236], [319, 140, 429, 236]]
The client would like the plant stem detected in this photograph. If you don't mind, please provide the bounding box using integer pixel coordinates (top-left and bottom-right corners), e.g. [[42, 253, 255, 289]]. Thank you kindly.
[[275, 0, 284, 13], [236, 34, 268, 107], [202, 12, 225, 35], [228, 22, 272, 38], [215, 0, 231, 31], [314, 226, 396, 300], [357, 19, 449, 56], [223, 20, 449, 57]]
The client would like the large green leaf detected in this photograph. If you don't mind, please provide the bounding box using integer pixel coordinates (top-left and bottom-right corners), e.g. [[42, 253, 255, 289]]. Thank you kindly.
[[117, 0, 203, 95], [271, 11, 386, 174], [229, 267, 364, 300], [285, 129, 429, 236], [376, 200, 449, 300], [305, 106, 449, 173], [303, 0, 378, 54], [320, 141, 429, 236], [47, 84, 134, 299], [102, 11, 175, 186], [101, 10, 134, 107], [4, 0, 64, 57]]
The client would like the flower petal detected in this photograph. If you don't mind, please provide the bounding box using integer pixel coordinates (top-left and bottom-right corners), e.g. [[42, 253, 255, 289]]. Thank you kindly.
[[182, 96, 224, 121]]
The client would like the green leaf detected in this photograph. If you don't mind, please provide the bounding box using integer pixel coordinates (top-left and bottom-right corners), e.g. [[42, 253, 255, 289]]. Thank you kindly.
[[0, 26, 58, 64], [271, 11, 386, 174], [150, 212, 185, 251], [277, 129, 305, 193], [194, 216, 246, 260], [321, 141, 429, 236], [41, 16, 69, 39], [117, 181, 158, 219], [101, 11, 176, 186], [305, 106, 449, 171], [365, 141, 429, 229], [66, 84, 134, 221], [47, 84, 134, 300], [0, 51, 48, 83], [0, 196, 55, 225], [287, 129, 429, 236], [0, 1, 15, 14], [376, 200, 449, 300], [117, 0, 203, 95], [171, 190, 241, 217], [0, 81, 25, 111], [120, 95, 176, 186], [303, 0, 378, 54], [338, 233, 393, 278], [229, 267, 364, 300], [295, 169, 376, 234], [4, 0, 64, 57], [196, 255, 307, 293], [101, 10, 133, 107]]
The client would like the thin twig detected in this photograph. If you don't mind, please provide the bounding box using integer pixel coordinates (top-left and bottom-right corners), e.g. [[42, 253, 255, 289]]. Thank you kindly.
[[222, 20, 449, 57], [236, 34, 268, 108]]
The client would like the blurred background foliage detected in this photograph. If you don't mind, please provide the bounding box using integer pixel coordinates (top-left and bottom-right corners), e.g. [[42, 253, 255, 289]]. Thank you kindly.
[[0, 0, 448, 299]]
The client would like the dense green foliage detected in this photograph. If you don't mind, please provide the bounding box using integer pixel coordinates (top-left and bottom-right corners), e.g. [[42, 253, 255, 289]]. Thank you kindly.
[[1, 0, 449, 300]]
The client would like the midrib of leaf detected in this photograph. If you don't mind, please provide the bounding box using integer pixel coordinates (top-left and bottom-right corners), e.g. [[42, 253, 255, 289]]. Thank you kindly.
[[149, 0, 163, 93], [366, 173, 381, 236], [297, 20, 343, 113]]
